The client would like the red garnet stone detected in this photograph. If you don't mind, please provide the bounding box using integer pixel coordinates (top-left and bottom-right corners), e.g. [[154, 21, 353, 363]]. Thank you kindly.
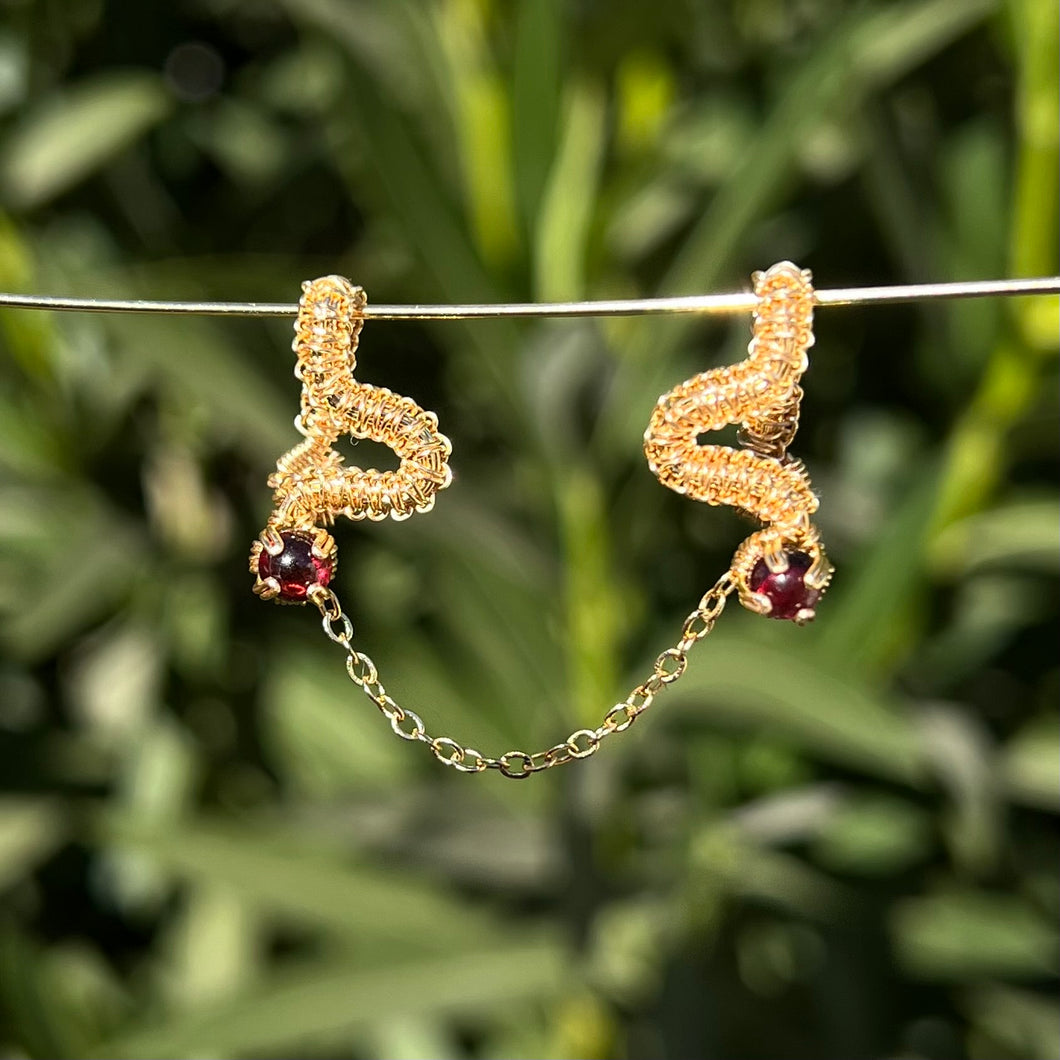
[[749, 551, 821, 621], [258, 531, 333, 602]]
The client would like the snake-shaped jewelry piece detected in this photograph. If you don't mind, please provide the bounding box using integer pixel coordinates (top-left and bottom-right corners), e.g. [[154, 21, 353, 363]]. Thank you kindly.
[[644, 261, 833, 622], [250, 276, 452, 603]]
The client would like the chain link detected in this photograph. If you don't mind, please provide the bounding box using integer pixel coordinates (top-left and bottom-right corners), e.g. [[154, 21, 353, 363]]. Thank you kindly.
[[309, 571, 736, 778]]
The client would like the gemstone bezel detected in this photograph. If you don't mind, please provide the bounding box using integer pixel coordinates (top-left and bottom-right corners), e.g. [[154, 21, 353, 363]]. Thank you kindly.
[[253, 529, 334, 603], [748, 550, 822, 623]]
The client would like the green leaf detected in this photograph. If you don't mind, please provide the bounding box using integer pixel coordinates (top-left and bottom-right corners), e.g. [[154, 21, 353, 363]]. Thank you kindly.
[[159, 884, 259, 1010], [816, 463, 941, 677], [1001, 713, 1060, 812], [282, 0, 492, 306], [930, 497, 1060, 575], [434, 0, 520, 267], [283, 0, 526, 418], [0, 485, 147, 662], [559, 466, 625, 727], [511, 0, 563, 236], [684, 0, 996, 302], [811, 793, 931, 876], [191, 98, 289, 186], [1, 71, 170, 207], [104, 313, 293, 458], [98, 816, 534, 950], [0, 32, 28, 116], [961, 983, 1060, 1060], [917, 704, 1001, 875], [261, 641, 413, 795], [94, 941, 567, 1059], [0, 395, 71, 477], [688, 823, 849, 918], [534, 79, 606, 302], [0, 799, 65, 891], [386, 495, 564, 753], [0, 928, 87, 1059], [670, 628, 926, 784], [0, 213, 59, 382], [601, 0, 999, 448], [892, 889, 1059, 979], [1009, 0, 1060, 288]]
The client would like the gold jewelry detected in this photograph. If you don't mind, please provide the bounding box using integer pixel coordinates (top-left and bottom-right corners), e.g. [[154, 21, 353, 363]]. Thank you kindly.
[[251, 264, 828, 778], [645, 260, 833, 622], [250, 276, 452, 603]]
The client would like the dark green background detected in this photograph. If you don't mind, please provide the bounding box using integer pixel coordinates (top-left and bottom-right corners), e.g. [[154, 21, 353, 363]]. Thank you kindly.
[[0, 1, 1057, 1057]]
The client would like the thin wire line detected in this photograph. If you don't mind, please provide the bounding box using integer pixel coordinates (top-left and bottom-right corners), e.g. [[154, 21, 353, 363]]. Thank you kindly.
[[0, 276, 1056, 319]]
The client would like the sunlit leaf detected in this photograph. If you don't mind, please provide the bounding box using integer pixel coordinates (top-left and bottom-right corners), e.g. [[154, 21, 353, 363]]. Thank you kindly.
[[1, 72, 170, 207], [1001, 713, 1060, 812], [534, 79, 606, 301], [95, 941, 567, 1059], [0, 799, 65, 891], [892, 890, 1059, 979], [98, 815, 544, 950], [811, 792, 932, 875], [930, 497, 1060, 575], [159, 884, 259, 1011]]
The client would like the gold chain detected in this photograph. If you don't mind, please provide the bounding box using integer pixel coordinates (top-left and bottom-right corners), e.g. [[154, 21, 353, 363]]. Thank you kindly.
[[308, 571, 736, 778]]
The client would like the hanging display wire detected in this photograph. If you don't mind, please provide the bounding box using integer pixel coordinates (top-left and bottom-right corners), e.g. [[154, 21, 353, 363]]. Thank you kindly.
[[0, 276, 1056, 320]]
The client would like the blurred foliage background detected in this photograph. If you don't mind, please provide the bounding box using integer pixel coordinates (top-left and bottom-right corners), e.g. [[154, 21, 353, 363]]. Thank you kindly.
[[0, 0, 1057, 1058]]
